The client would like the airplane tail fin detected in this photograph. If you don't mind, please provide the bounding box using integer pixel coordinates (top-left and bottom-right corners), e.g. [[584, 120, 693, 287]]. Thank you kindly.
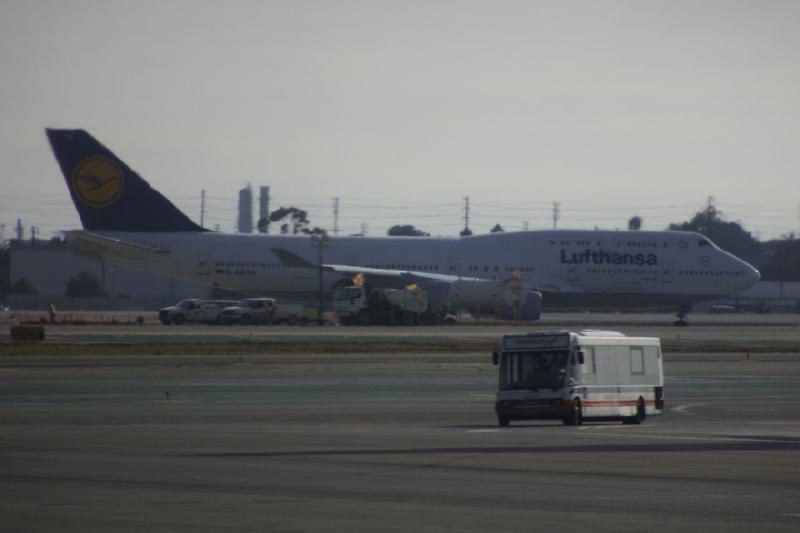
[[46, 129, 205, 232]]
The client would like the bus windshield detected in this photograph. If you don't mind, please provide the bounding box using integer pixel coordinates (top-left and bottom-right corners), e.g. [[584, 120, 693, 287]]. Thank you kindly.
[[499, 350, 570, 390]]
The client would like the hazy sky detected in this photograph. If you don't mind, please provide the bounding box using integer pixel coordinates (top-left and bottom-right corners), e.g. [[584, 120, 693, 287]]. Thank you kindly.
[[1, 0, 798, 240]]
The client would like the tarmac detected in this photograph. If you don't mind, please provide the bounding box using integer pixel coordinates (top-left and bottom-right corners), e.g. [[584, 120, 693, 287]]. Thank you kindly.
[[1, 313, 799, 531]]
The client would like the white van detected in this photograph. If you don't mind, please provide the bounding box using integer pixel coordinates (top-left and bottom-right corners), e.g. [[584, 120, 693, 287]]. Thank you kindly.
[[492, 330, 664, 426]]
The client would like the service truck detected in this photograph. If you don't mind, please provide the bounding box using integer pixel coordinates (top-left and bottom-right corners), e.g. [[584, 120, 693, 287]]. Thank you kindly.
[[492, 330, 664, 427], [272, 304, 320, 325], [333, 286, 434, 326], [159, 299, 238, 325]]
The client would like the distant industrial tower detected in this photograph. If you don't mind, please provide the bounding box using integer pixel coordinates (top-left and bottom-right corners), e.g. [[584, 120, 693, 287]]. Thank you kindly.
[[259, 186, 270, 233], [238, 184, 253, 233]]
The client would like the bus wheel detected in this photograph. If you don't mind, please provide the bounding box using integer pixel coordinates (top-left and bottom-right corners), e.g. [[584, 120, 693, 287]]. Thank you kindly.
[[498, 417, 510, 427], [357, 310, 370, 326], [287, 315, 298, 326], [563, 398, 582, 426], [173, 315, 185, 325], [238, 315, 250, 326], [623, 398, 646, 425]]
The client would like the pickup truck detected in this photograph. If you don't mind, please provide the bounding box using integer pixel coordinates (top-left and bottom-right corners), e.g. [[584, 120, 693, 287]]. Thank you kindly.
[[159, 299, 239, 325], [218, 298, 277, 325]]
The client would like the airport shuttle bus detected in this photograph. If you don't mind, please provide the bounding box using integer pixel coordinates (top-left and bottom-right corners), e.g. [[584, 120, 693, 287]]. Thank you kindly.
[[492, 330, 664, 426]]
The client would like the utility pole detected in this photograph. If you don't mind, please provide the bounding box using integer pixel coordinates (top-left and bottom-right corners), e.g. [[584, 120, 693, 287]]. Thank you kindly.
[[462, 196, 471, 235], [523, 221, 529, 231], [201, 189, 207, 228], [332, 197, 340, 236], [552, 202, 561, 230], [16, 219, 22, 241], [311, 234, 329, 326], [30, 226, 37, 243], [360, 222, 368, 236]]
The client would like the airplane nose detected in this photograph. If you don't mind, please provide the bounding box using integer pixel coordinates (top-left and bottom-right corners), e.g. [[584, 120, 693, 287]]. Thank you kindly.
[[747, 265, 761, 286]]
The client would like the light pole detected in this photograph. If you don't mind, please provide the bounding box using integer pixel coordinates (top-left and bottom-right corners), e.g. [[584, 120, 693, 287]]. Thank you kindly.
[[311, 233, 329, 326]]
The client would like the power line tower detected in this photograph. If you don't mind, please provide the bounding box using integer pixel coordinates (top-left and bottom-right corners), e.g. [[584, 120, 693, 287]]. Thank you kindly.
[[552, 202, 561, 230], [332, 197, 340, 236]]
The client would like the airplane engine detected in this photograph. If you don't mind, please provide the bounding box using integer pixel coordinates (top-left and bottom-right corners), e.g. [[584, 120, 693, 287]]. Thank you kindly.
[[446, 279, 542, 321]]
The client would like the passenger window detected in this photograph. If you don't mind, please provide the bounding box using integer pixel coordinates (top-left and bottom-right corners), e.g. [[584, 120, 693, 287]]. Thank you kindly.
[[630, 347, 645, 374]]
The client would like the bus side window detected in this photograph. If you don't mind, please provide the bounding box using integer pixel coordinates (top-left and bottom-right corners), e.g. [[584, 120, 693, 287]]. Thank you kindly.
[[630, 347, 645, 374], [582, 347, 596, 374]]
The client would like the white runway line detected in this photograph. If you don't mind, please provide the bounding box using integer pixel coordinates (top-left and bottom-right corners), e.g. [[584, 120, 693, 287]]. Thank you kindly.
[[670, 402, 705, 415]]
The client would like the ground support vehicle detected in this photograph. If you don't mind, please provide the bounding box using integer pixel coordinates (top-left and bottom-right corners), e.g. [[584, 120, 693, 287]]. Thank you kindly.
[[492, 330, 664, 427], [159, 299, 238, 325], [272, 304, 320, 325], [218, 298, 276, 325], [333, 286, 433, 326]]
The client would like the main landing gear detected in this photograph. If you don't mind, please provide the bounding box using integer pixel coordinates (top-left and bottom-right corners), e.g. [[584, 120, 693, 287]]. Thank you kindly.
[[673, 305, 690, 327]]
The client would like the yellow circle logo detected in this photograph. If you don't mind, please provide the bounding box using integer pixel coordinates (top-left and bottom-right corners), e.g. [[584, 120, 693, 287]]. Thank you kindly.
[[72, 157, 124, 208]]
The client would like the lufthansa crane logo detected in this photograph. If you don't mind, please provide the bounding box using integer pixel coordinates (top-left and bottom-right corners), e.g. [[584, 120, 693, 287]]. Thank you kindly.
[[72, 157, 124, 208]]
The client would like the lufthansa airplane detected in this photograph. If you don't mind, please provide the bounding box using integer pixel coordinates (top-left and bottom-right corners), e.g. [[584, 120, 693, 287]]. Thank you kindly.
[[47, 129, 760, 322]]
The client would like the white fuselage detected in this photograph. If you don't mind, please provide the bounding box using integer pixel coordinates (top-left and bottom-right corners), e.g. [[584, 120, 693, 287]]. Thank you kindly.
[[84, 229, 760, 309]]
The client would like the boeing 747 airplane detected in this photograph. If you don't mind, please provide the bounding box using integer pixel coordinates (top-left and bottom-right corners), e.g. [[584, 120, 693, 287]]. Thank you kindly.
[[47, 129, 760, 322]]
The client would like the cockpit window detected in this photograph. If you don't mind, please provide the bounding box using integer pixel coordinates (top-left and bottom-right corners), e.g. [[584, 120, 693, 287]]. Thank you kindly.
[[698, 239, 711, 247]]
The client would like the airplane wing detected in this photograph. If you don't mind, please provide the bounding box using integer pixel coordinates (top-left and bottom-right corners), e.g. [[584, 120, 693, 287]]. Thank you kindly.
[[270, 247, 483, 284], [64, 230, 170, 262]]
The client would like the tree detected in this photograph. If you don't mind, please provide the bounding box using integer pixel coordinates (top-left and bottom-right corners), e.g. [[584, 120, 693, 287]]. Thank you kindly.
[[668, 205, 761, 264], [269, 207, 309, 235], [387, 225, 430, 237], [628, 216, 642, 231], [304, 227, 328, 237], [257, 217, 269, 234], [490, 224, 505, 233], [9, 277, 37, 295], [759, 236, 800, 281], [65, 271, 106, 298]]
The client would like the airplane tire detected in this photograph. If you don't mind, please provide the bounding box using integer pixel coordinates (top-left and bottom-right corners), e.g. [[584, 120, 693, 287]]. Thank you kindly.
[[498, 417, 510, 427], [419, 311, 437, 326]]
